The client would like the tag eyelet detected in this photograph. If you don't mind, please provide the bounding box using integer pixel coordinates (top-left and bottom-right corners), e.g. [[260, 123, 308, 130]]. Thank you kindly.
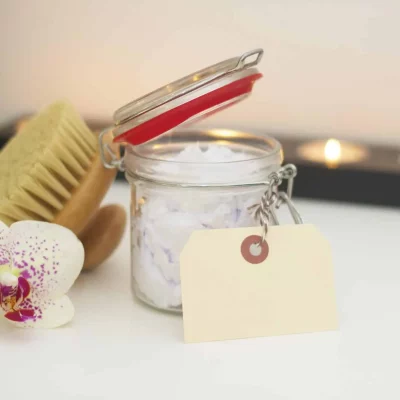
[[241, 235, 269, 264]]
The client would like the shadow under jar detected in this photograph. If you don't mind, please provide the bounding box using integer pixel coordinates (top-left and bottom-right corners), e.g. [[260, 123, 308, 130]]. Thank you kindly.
[[125, 129, 282, 312]]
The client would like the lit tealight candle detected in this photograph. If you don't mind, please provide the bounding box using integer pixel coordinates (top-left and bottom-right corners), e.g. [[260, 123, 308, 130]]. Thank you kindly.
[[297, 138, 369, 168], [324, 139, 341, 166]]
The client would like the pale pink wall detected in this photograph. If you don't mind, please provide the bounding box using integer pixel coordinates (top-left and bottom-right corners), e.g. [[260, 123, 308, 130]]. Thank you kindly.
[[0, 0, 399, 144]]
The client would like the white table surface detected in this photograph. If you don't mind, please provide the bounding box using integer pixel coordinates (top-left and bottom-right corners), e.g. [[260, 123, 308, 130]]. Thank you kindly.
[[2, 181, 400, 400]]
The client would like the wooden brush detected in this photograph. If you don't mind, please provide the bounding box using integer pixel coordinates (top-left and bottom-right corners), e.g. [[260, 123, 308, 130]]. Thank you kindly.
[[0, 101, 126, 270]]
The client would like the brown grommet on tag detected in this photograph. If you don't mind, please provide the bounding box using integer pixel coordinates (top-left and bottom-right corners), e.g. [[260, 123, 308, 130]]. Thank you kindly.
[[241, 235, 269, 264]]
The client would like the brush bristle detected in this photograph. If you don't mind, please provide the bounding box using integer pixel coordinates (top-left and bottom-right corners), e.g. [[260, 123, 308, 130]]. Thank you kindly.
[[0, 101, 97, 225]]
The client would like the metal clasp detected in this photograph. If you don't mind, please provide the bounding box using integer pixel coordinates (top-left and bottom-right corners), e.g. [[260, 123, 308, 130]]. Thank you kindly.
[[276, 164, 297, 208], [274, 192, 303, 225], [99, 128, 125, 172], [249, 164, 303, 244], [235, 48, 264, 70]]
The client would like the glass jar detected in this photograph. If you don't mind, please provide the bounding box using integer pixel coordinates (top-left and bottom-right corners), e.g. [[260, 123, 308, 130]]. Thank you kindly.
[[99, 49, 284, 312], [124, 129, 282, 311]]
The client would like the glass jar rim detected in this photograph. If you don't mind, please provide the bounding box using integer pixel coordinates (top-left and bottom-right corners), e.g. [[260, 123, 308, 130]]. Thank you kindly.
[[125, 129, 282, 165], [123, 129, 283, 186]]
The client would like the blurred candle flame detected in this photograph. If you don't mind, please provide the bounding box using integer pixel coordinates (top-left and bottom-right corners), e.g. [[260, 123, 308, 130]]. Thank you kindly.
[[324, 139, 341, 166], [297, 138, 368, 167]]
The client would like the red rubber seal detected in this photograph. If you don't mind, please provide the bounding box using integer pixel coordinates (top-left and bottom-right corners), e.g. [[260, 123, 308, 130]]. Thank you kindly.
[[114, 73, 262, 145]]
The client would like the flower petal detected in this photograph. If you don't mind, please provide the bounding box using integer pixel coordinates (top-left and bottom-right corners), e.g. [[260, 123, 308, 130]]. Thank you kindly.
[[7, 221, 84, 299], [0, 221, 10, 266], [1, 283, 16, 299], [0, 221, 9, 244], [16, 276, 31, 304], [6, 295, 74, 328], [5, 308, 35, 322]]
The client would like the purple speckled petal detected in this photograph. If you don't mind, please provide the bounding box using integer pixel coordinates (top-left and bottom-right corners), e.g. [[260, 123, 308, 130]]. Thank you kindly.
[[0, 250, 10, 266], [7, 221, 84, 301], [1, 284, 16, 299], [0, 221, 10, 266], [0, 222, 83, 328], [7, 295, 74, 328], [5, 308, 35, 322], [15, 276, 31, 304], [0, 221, 9, 244]]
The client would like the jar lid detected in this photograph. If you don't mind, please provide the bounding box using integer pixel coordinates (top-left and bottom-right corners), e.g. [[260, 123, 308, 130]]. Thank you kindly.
[[112, 49, 264, 145]]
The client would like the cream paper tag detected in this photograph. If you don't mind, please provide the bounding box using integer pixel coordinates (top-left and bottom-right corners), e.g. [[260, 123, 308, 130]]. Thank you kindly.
[[180, 224, 338, 343]]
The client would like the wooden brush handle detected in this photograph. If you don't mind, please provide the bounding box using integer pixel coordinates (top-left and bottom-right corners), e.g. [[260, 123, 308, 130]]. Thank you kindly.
[[79, 204, 127, 270]]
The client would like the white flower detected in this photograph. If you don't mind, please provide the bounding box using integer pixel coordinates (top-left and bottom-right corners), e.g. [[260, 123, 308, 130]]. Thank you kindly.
[[0, 221, 84, 328]]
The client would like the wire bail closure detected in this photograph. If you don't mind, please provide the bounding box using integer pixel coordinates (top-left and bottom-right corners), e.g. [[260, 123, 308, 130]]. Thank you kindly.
[[248, 164, 303, 244], [99, 128, 125, 172]]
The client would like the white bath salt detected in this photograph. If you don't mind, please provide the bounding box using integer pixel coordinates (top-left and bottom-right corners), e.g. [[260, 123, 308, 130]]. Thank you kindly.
[[131, 144, 265, 311], [169, 142, 249, 163]]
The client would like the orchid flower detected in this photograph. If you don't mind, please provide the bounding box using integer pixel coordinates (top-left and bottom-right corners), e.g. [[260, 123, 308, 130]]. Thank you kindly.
[[0, 221, 84, 328]]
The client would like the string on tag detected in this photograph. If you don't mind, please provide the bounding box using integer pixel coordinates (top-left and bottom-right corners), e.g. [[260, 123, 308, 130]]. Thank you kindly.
[[248, 164, 303, 245]]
